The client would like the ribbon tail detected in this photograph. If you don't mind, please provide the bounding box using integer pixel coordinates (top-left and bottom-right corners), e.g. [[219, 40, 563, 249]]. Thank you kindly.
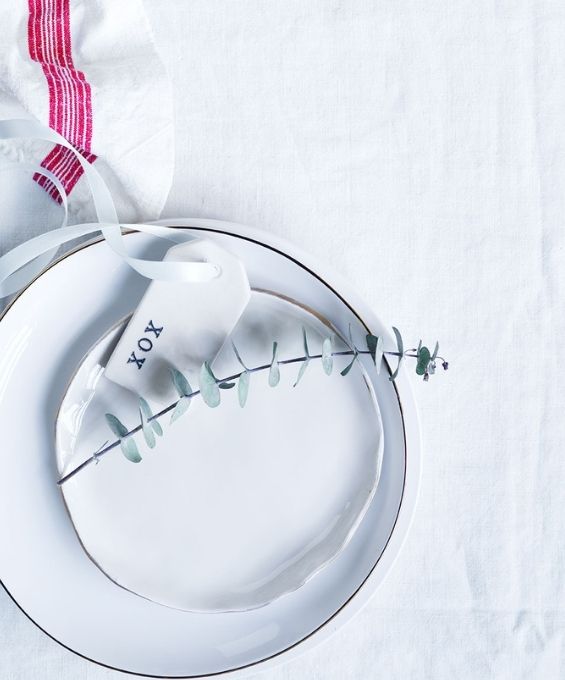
[[0, 119, 219, 298]]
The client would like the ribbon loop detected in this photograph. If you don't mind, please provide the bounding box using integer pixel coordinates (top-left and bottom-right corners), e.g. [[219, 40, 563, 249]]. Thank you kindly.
[[0, 119, 220, 299]]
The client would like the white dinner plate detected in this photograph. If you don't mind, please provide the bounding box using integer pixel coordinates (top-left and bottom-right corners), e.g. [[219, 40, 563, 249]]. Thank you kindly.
[[56, 288, 384, 613], [0, 219, 420, 677]]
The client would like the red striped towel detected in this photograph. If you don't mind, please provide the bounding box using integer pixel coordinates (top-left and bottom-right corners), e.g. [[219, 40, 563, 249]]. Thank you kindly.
[[0, 0, 173, 221]]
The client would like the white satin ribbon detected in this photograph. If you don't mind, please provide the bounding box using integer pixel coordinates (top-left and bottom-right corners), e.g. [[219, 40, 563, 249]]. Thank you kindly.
[[0, 161, 68, 296], [0, 119, 220, 298]]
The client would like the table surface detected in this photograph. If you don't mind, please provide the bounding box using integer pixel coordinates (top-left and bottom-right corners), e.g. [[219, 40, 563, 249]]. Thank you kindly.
[[2, 1, 565, 678]]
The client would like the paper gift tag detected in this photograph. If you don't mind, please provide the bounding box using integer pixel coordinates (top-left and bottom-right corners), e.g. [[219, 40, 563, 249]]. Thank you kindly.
[[104, 240, 250, 409]]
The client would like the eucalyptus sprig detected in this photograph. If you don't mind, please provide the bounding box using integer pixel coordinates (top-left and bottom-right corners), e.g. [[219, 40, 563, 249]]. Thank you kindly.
[[57, 327, 448, 485]]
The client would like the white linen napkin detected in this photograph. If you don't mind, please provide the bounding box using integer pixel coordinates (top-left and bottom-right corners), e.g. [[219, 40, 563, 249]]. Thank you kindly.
[[0, 0, 173, 223]]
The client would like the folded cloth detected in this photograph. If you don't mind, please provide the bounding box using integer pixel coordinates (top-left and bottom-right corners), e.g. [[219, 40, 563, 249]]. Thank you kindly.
[[0, 0, 173, 223]]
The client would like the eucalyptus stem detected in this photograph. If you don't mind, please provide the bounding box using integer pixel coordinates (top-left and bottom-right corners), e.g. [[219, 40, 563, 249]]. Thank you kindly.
[[58, 348, 369, 485], [58, 330, 448, 486]]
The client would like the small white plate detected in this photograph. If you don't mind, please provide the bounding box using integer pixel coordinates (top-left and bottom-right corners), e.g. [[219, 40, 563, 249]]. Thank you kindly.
[[56, 289, 384, 613], [0, 220, 420, 677]]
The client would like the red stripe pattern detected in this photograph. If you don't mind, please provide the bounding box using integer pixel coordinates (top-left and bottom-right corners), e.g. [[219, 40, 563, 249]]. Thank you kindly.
[[27, 0, 96, 201]]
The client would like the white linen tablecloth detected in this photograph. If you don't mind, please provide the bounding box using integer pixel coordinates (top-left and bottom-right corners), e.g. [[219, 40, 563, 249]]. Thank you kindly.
[[2, 0, 565, 677]]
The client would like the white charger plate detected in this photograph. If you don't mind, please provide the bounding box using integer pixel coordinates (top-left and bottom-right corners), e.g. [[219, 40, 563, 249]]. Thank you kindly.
[[0, 220, 420, 677]]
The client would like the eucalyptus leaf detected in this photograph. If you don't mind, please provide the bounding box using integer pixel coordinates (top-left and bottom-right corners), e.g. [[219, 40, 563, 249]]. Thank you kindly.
[[348, 324, 356, 351], [341, 325, 360, 375], [269, 363, 280, 387], [141, 421, 156, 449], [366, 334, 378, 363], [393, 326, 404, 355], [139, 405, 154, 448], [120, 437, 142, 463], [170, 396, 190, 423], [238, 370, 250, 407], [322, 337, 333, 375], [416, 346, 431, 376], [105, 413, 128, 439], [340, 356, 356, 377], [431, 341, 439, 361], [139, 396, 163, 436], [302, 327, 310, 357], [269, 342, 280, 387], [199, 362, 220, 408], [293, 358, 309, 386], [170, 367, 192, 398], [389, 326, 404, 381], [139, 396, 152, 421], [231, 342, 247, 370]]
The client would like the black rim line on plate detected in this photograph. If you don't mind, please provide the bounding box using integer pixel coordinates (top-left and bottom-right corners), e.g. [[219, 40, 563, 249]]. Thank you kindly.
[[0, 225, 408, 679]]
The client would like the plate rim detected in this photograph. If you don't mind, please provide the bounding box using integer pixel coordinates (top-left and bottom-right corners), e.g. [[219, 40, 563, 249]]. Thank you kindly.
[[0, 219, 421, 678]]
